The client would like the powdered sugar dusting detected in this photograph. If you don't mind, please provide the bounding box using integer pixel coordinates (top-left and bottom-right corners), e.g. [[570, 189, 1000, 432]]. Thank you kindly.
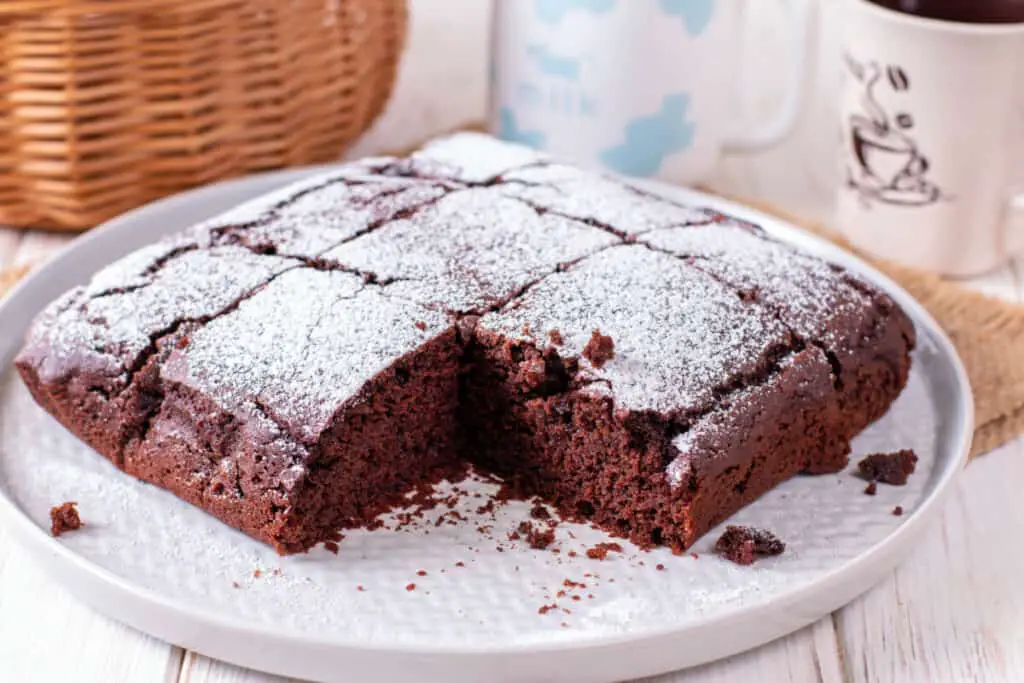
[[501, 165, 716, 236], [643, 223, 876, 349], [22, 247, 294, 386], [322, 187, 616, 311], [478, 245, 795, 417], [417, 132, 549, 183], [163, 268, 452, 442]]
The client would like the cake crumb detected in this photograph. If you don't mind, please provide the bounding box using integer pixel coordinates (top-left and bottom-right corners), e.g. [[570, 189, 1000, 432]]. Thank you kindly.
[[893, 506, 904, 516], [357, 585, 365, 592], [582, 329, 615, 368], [522, 521, 555, 550], [858, 449, 918, 485], [585, 542, 623, 560], [455, 561, 465, 568], [548, 329, 564, 346], [416, 570, 427, 577], [49, 502, 82, 537], [405, 583, 416, 592], [232, 581, 240, 589], [538, 604, 557, 615], [414, 320, 428, 331], [530, 502, 550, 520], [691, 553, 699, 559], [567, 550, 577, 558], [253, 569, 262, 578], [714, 526, 785, 566], [324, 541, 340, 554], [864, 481, 878, 496], [656, 563, 666, 571]]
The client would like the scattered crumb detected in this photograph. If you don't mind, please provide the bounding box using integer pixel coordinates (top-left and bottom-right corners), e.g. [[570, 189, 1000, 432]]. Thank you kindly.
[[232, 581, 240, 589], [563, 579, 585, 589], [858, 449, 918, 485], [525, 523, 555, 550], [691, 553, 699, 560], [567, 550, 578, 558], [656, 563, 665, 571], [416, 570, 427, 577], [271, 568, 282, 577], [893, 506, 904, 516], [538, 604, 557, 615], [582, 329, 615, 368], [714, 526, 785, 566], [587, 594, 594, 599], [530, 502, 550, 520], [585, 542, 623, 560], [253, 569, 262, 578], [357, 585, 365, 592], [324, 541, 340, 554], [455, 561, 465, 568], [560, 621, 569, 628], [405, 583, 416, 592], [864, 481, 878, 496], [548, 329, 564, 346], [508, 530, 521, 541], [414, 320, 428, 331], [571, 595, 581, 601], [49, 502, 82, 537]]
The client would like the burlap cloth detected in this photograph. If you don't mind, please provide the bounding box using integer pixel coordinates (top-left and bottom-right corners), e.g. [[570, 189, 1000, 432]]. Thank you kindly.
[[1, 200, 1021, 459]]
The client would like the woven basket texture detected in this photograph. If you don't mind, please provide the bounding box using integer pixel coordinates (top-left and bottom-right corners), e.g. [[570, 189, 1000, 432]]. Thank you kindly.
[[0, 0, 406, 230]]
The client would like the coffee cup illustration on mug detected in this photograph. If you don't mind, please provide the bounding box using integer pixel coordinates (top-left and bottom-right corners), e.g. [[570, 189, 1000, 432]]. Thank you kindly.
[[488, 0, 814, 185], [845, 57, 943, 207], [837, 0, 1024, 276]]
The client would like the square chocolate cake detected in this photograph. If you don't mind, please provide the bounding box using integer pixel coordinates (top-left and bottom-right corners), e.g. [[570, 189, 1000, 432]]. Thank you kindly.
[[16, 133, 915, 554]]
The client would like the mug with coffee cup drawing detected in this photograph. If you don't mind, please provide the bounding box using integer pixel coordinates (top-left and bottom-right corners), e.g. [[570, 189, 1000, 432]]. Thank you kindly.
[[488, 0, 815, 185], [837, 0, 1024, 276]]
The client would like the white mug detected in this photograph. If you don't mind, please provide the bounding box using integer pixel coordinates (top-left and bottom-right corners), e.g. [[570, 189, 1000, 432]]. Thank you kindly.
[[837, 0, 1024, 276], [488, 0, 814, 184]]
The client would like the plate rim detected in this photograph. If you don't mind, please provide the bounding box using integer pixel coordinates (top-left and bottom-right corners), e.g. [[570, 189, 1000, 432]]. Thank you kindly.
[[0, 168, 974, 662]]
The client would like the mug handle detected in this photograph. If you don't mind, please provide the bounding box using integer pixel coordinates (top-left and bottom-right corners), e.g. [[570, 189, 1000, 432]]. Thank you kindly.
[[722, 0, 816, 152]]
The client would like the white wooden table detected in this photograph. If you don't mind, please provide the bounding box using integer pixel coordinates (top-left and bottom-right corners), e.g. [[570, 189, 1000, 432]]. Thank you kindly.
[[3, 1, 1024, 680]]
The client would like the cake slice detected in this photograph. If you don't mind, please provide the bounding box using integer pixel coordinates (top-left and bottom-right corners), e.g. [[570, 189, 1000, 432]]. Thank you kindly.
[[465, 245, 845, 550]]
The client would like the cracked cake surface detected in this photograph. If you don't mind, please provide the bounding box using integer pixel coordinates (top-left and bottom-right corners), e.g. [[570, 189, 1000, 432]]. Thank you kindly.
[[16, 132, 916, 555]]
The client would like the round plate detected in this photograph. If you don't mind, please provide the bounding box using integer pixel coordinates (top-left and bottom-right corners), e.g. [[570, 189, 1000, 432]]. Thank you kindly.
[[0, 169, 973, 683]]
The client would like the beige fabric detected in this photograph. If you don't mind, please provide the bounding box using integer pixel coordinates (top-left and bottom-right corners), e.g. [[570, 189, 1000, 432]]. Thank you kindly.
[[3, 198, 1021, 458]]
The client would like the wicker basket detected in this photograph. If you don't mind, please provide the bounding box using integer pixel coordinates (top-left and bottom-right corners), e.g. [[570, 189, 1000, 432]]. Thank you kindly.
[[0, 0, 406, 230]]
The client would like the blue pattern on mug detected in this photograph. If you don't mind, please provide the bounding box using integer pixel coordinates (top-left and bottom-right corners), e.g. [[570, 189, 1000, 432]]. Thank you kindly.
[[535, 0, 616, 25], [658, 0, 715, 36], [527, 43, 581, 81], [498, 107, 547, 149], [600, 93, 695, 176]]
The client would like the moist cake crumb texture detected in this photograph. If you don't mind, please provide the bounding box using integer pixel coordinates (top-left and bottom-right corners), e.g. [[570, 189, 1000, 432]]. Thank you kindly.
[[16, 133, 916, 556], [714, 525, 786, 566], [49, 501, 82, 537], [858, 449, 919, 485]]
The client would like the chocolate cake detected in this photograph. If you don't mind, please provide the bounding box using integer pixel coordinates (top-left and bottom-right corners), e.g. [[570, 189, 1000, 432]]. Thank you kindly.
[[16, 133, 916, 554]]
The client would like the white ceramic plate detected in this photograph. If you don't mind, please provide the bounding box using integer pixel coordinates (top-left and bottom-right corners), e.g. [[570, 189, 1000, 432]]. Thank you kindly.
[[0, 169, 973, 683]]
